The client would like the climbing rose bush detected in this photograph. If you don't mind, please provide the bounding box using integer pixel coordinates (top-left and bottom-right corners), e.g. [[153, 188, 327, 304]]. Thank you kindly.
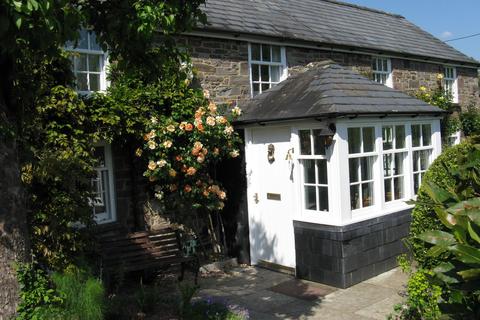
[[142, 93, 242, 211]]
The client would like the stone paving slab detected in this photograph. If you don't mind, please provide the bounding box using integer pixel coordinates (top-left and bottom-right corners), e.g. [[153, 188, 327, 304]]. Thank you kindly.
[[198, 266, 407, 320]]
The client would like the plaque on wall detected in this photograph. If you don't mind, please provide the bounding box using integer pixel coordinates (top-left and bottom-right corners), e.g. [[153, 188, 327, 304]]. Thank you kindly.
[[266, 193, 281, 201]]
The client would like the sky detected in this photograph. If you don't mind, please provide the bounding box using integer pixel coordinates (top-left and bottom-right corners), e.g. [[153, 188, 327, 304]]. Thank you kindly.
[[341, 0, 480, 61]]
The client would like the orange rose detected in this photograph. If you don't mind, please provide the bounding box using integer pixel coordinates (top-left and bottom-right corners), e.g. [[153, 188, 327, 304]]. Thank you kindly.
[[186, 167, 197, 176], [185, 123, 194, 131], [184, 185, 192, 193], [197, 123, 204, 132], [168, 169, 177, 177], [175, 155, 183, 162]]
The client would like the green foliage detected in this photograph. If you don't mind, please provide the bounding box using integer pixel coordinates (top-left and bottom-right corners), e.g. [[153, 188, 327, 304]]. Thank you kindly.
[[21, 86, 98, 270], [389, 269, 442, 320], [415, 82, 460, 142], [16, 264, 106, 320], [16, 263, 63, 320], [408, 141, 475, 268], [414, 139, 480, 318], [460, 105, 480, 137], [51, 266, 105, 320]]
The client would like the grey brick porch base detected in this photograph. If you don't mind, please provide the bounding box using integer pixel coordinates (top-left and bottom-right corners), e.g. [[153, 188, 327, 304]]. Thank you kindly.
[[294, 209, 411, 288]]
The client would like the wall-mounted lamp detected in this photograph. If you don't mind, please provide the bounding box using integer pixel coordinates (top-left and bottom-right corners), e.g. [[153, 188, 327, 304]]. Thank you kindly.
[[324, 123, 336, 148], [267, 144, 275, 163]]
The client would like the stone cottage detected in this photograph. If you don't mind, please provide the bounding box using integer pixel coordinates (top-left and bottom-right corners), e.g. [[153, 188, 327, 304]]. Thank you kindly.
[[68, 0, 480, 288]]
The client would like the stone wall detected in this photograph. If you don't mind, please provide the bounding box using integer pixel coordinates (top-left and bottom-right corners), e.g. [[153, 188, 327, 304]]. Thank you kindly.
[[0, 116, 28, 319], [179, 35, 479, 109], [293, 209, 411, 288]]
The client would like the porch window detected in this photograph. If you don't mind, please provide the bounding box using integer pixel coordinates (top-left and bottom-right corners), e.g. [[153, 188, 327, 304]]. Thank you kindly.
[[299, 129, 329, 212], [411, 124, 433, 193], [443, 66, 458, 103], [371, 57, 392, 88], [382, 125, 407, 202], [249, 43, 286, 96], [348, 127, 376, 210], [66, 30, 107, 93], [92, 144, 116, 223]]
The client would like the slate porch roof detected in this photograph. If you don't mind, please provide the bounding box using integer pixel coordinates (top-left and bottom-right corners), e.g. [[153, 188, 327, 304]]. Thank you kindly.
[[200, 0, 479, 66], [236, 61, 445, 124]]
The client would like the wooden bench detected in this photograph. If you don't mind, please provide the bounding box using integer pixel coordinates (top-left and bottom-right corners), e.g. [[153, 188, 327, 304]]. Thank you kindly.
[[98, 228, 199, 284]]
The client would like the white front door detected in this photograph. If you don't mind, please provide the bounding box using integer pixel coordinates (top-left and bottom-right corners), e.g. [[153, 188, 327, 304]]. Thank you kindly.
[[247, 127, 296, 268]]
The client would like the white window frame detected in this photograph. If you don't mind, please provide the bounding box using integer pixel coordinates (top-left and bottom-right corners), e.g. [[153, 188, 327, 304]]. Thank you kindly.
[[443, 66, 458, 103], [297, 129, 331, 214], [338, 118, 441, 223], [381, 125, 408, 204], [411, 123, 435, 195], [447, 130, 461, 146], [65, 30, 108, 94], [371, 56, 393, 88], [347, 126, 378, 212], [92, 142, 117, 224], [248, 43, 287, 97]]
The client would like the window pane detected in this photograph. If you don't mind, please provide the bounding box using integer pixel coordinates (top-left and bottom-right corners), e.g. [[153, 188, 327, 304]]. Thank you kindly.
[[414, 173, 420, 194], [394, 176, 404, 200], [394, 152, 405, 175], [303, 160, 315, 184], [260, 65, 269, 82], [88, 54, 101, 72], [299, 130, 311, 155], [382, 126, 393, 150], [252, 83, 259, 96], [76, 73, 88, 91], [361, 156, 374, 181], [363, 127, 375, 152], [318, 187, 328, 211], [383, 153, 392, 176], [395, 125, 405, 149], [348, 128, 361, 153], [251, 44, 260, 60], [261, 44, 271, 61], [261, 83, 270, 92], [381, 74, 387, 84], [272, 45, 281, 62], [77, 29, 88, 49], [371, 59, 377, 71], [412, 125, 421, 147], [349, 158, 359, 183], [413, 151, 419, 172], [94, 146, 106, 166], [75, 54, 87, 71], [422, 124, 432, 146], [313, 129, 326, 155], [89, 74, 100, 91], [304, 186, 316, 210], [89, 32, 101, 51], [350, 184, 360, 210], [317, 159, 327, 184], [362, 182, 374, 207], [384, 178, 392, 202], [271, 65, 281, 82], [252, 64, 260, 81], [420, 150, 430, 170], [382, 59, 388, 71]]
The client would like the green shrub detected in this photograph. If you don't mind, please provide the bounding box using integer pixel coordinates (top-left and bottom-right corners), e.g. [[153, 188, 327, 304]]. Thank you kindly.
[[407, 140, 475, 268], [51, 266, 105, 320], [389, 269, 442, 320], [16, 264, 105, 320], [16, 263, 63, 320], [460, 106, 480, 137]]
